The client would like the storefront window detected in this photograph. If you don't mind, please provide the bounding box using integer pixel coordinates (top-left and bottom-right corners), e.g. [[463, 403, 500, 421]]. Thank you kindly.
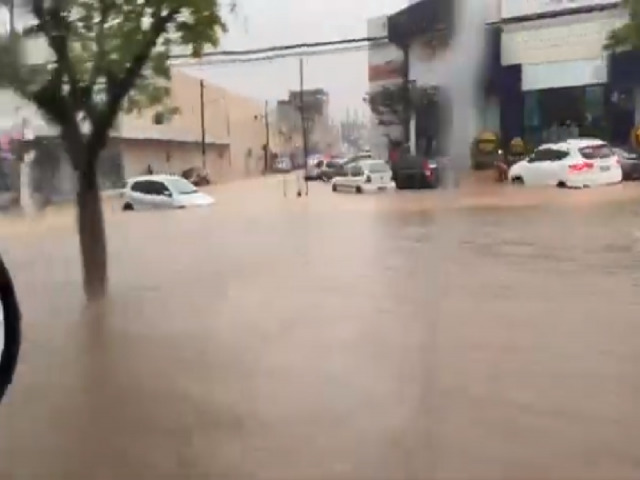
[[582, 85, 606, 138], [524, 91, 541, 146], [523, 85, 608, 147]]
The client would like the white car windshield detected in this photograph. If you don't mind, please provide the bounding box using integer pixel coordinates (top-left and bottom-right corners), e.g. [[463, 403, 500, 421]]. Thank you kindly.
[[165, 177, 198, 195]]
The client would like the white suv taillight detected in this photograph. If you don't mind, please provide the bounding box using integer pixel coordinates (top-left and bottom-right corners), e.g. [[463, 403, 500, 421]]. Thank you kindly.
[[568, 161, 594, 173]]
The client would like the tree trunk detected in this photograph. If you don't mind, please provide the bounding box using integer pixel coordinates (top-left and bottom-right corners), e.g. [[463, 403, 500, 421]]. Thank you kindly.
[[19, 152, 36, 215], [75, 156, 108, 301]]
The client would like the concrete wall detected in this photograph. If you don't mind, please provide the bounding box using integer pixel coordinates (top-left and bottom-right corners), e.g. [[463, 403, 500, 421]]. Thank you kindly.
[[119, 69, 268, 182], [0, 64, 268, 202], [118, 139, 262, 183], [0, 137, 124, 208]]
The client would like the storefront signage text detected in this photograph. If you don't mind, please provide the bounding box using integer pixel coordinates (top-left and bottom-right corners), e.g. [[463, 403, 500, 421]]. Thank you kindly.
[[501, 0, 620, 20]]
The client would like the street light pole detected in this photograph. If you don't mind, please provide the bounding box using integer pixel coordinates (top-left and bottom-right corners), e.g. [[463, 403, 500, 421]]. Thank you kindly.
[[199, 79, 206, 169], [264, 100, 270, 174], [8, 0, 14, 33], [299, 57, 308, 195]]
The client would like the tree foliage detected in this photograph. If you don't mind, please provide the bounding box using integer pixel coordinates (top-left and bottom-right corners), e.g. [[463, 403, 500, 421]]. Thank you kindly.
[[0, 0, 230, 301], [0, 0, 228, 166], [605, 0, 640, 50], [366, 84, 439, 126]]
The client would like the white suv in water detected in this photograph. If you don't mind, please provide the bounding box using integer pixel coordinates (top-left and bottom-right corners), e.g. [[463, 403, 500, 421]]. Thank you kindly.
[[508, 138, 622, 188], [331, 160, 394, 193]]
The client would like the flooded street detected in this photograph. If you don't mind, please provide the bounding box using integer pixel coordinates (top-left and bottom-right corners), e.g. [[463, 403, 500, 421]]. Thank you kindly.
[[3, 176, 640, 479]]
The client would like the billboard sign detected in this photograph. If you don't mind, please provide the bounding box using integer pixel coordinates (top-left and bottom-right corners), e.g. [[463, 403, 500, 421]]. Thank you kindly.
[[501, 0, 620, 19], [367, 16, 403, 90]]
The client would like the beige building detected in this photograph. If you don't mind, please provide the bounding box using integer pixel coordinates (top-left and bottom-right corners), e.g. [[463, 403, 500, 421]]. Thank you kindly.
[[119, 69, 268, 183]]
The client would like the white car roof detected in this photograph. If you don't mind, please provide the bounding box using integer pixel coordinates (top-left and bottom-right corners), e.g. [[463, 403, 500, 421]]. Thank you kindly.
[[127, 174, 180, 184], [359, 159, 386, 166], [564, 137, 605, 145], [536, 138, 608, 151]]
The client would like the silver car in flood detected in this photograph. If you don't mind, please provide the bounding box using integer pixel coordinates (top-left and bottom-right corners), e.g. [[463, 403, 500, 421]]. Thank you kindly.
[[122, 174, 215, 210]]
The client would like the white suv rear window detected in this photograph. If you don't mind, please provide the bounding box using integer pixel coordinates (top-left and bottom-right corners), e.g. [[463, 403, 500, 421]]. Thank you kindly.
[[579, 144, 614, 160], [366, 161, 390, 173]]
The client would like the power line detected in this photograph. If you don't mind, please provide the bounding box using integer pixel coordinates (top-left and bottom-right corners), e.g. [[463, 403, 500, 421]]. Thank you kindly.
[[173, 41, 384, 67], [21, 34, 389, 68], [169, 35, 388, 60]]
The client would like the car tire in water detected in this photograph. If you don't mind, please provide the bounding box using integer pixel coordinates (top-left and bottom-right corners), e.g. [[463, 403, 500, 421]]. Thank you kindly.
[[122, 202, 134, 211], [511, 176, 524, 185], [556, 181, 567, 188], [395, 177, 408, 190], [331, 183, 337, 192], [355, 185, 363, 194]]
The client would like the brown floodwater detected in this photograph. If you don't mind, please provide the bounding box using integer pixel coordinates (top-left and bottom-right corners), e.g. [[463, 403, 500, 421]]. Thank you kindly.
[[2, 175, 640, 479]]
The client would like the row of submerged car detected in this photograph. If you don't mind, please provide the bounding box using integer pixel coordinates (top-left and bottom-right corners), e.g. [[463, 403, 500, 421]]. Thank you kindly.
[[320, 137, 640, 194], [119, 138, 640, 211], [305, 151, 442, 192]]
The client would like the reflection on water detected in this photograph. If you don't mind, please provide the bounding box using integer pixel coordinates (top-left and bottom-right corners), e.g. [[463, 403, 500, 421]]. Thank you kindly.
[[2, 182, 640, 478]]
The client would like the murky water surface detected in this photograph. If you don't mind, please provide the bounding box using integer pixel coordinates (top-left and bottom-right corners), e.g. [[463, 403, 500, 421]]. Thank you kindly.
[[2, 177, 640, 479]]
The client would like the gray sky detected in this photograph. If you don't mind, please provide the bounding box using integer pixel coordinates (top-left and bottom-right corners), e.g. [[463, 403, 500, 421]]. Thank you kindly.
[[180, 0, 409, 119], [1, 0, 410, 119]]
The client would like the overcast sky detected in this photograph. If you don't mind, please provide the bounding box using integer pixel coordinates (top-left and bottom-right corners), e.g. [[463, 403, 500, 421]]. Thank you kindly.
[[1, 0, 410, 119], [180, 0, 409, 119]]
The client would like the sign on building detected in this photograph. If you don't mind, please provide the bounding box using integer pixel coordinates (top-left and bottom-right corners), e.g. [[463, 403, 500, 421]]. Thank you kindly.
[[501, 0, 620, 20], [367, 16, 403, 91]]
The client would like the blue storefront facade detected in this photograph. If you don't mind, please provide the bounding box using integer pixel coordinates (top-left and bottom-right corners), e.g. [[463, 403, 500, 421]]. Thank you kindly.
[[387, 0, 521, 152], [387, 0, 638, 151]]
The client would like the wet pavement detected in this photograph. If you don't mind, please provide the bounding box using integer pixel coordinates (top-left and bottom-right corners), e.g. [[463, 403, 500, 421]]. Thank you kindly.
[[2, 175, 640, 479]]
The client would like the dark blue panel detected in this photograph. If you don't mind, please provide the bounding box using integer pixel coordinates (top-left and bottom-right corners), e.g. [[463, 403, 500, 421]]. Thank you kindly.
[[609, 50, 640, 88], [387, 0, 454, 46], [484, 26, 502, 94], [499, 65, 524, 146]]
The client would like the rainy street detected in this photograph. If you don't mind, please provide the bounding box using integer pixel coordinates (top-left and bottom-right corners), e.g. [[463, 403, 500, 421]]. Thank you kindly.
[[2, 175, 640, 479]]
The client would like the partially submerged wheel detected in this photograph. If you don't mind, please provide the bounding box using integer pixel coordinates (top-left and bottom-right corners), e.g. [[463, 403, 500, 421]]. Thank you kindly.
[[511, 176, 524, 185], [0, 254, 21, 405], [355, 185, 363, 194], [331, 183, 337, 192], [122, 202, 134, 211]]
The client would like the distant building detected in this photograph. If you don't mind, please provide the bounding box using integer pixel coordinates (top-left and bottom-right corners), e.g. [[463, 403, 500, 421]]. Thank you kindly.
[[273, 89, 337, 158]]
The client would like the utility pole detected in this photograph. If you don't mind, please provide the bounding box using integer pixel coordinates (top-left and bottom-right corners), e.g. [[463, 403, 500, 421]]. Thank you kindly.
[[264, 100, 270, 174], [299, 57, 308, 195], [8, 0, 14, 33], [199, 79, 206, 169]]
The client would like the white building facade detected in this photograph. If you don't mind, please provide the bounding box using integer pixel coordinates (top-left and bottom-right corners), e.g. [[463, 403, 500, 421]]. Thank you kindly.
[[384, 0, 636, 154], [500, 0, 628, 146], [366, 15, 404, 158]]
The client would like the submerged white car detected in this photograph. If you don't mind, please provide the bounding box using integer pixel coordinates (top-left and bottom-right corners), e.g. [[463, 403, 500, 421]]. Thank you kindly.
[[331, 159, 394, 193], [508, 138, 622, 188], [122, 174, 215, 210]]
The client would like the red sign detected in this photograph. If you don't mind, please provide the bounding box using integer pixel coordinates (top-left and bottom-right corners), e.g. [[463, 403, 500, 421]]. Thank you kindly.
[[368, 61, 403, 83]]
